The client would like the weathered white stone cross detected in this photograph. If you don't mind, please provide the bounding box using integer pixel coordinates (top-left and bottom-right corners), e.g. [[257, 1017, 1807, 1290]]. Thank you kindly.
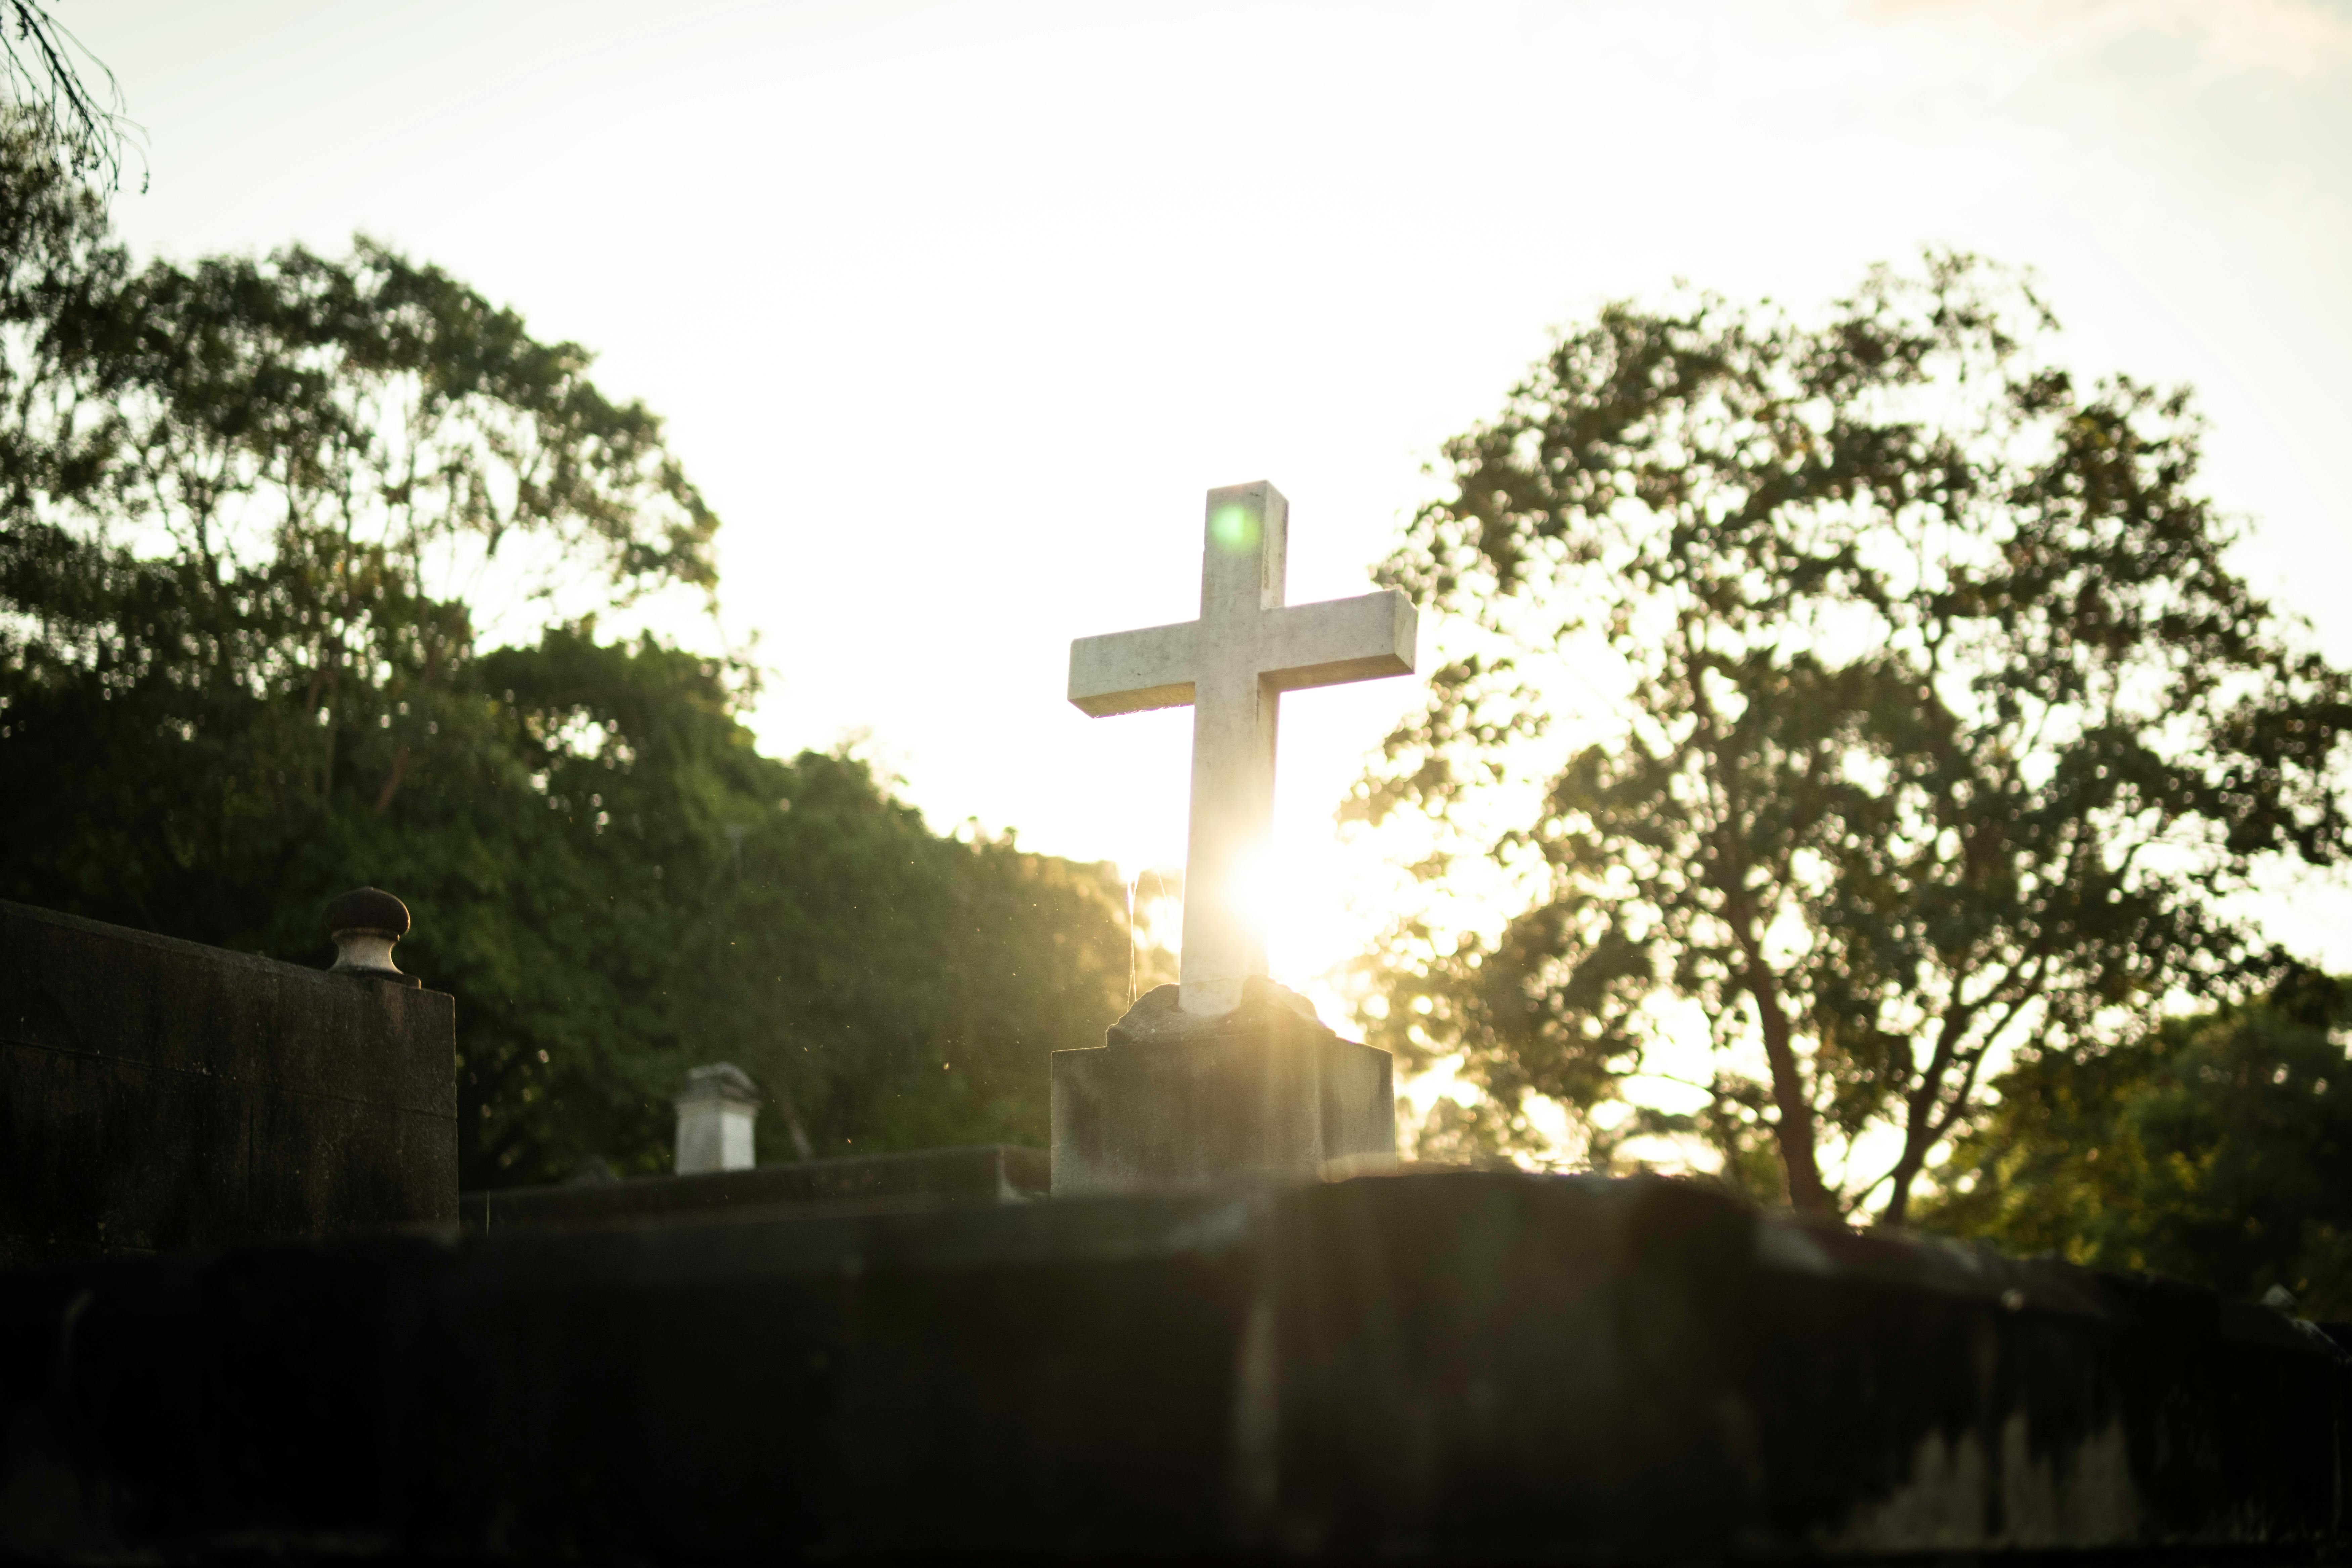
[[1069, 481, 1418, 1017]]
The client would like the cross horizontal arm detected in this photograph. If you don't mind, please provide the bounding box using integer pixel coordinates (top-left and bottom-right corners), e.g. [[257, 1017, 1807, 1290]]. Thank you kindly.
[[1069, 620, 1197, 716], [1258, 590, 1418, 692]]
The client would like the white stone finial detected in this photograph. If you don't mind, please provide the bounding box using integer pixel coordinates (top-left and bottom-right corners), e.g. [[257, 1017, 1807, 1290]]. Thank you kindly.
[[1068, 482, 1417, 1016], [674, 1062, 760, 1174], [324, 886, 420, 987]]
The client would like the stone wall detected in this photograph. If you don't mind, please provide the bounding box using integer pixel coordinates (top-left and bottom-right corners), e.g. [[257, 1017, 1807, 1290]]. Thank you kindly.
[[461, 1144, 1048, 1231], [0, 1170, 2340, 1560], [0, 899, 457, 1266]]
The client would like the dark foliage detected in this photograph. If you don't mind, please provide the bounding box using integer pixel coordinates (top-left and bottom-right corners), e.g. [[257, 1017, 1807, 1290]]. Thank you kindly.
[[1924, 971, 2352, 1315], [0, 109, 1152, 1185]]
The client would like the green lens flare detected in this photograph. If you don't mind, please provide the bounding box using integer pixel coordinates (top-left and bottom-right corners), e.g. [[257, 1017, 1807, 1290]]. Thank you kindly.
[[1210, 504, 1258, 552]]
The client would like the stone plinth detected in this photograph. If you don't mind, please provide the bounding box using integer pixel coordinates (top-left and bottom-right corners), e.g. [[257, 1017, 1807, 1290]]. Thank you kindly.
[[1051, 980, 1393, 1194]]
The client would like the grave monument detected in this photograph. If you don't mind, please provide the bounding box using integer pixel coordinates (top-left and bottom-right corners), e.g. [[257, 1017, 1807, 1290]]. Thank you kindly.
[[673, 1062, 760, 1174], [1053, 481, 1417, 1192]]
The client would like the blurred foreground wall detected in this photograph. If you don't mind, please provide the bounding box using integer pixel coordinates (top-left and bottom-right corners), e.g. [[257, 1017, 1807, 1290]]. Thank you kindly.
[[0, 900, 456, 1266]]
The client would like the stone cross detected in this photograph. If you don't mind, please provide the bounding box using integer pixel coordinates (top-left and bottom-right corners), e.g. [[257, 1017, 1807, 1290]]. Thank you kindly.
[[1069, 481, 1417, 1017]]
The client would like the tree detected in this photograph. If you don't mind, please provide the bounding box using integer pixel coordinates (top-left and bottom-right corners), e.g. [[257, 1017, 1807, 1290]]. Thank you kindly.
[[1, 97, 720, 947], [2, 1, 132, 189], [1923, 971, 2352, 1316], [0, 109, 1156, 1185], [1356, 252, 2352, 1219]]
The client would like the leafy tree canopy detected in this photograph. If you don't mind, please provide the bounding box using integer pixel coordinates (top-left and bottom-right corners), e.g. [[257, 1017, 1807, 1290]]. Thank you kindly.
[[1923, 970, 2352, 1316], [0, 108, 1155, 1185], [1358, 252, 2352, 1220]]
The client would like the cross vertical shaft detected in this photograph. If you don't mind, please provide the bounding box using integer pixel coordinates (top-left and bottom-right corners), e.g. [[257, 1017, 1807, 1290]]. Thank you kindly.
[[1181, 481, 1287, 1015]]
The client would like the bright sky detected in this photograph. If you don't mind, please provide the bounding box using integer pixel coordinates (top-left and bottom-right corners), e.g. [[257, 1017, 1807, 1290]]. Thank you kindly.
[[70, 0, 2352, 1058]]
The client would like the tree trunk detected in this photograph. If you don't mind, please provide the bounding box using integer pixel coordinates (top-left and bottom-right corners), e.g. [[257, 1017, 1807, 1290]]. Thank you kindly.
[[1747, 960, 1833, 1214], [372, 744, 413, 815], [1878, 1126, 1932, 1227], [1698, 686, 1832, 1214], [1879, 1000, 1983, 1226]]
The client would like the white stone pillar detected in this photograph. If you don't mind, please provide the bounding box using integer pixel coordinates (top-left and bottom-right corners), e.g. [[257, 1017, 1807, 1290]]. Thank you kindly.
[[674, 1063, 760, 1174]]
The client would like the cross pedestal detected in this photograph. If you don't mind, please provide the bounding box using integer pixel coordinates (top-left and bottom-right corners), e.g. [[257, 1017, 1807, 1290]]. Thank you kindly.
[[1052, 481, 1416, 1194], [1050, 975, 1399, 1193]]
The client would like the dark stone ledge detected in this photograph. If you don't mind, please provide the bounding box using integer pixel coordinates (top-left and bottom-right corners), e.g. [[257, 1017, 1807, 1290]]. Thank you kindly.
[[0, 1171, 2341, 1562], [460, 1143, 1050, 1232]]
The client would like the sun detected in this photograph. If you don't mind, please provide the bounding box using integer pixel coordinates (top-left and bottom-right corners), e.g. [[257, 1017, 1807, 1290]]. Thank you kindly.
[[1118, 839, 1377, 1026]]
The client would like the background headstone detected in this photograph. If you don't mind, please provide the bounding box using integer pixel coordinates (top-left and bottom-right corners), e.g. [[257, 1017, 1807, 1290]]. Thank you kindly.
[[674, 1063, 760, 1174]]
